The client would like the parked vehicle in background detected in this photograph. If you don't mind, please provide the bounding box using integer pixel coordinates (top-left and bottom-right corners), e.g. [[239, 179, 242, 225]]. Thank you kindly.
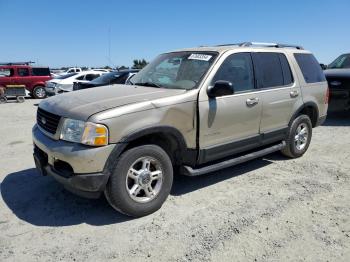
[[45, 70, 107, 96], [0, 62, 52, 98], [61, 67, 82, 75], [73, 69, 139, 91], [323, 53, 350, 112], [91, 68, 111, 73], [33, 42, 328, 217]]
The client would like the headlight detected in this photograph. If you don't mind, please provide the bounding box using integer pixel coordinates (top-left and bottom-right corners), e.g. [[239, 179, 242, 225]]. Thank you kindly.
[[81, 122, 109, 146], [60, 119, 108, 146]]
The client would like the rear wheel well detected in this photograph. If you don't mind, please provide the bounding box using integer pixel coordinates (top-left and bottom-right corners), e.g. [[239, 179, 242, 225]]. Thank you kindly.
[[122, 133, 184, 167], [297, 105, 318, 127]]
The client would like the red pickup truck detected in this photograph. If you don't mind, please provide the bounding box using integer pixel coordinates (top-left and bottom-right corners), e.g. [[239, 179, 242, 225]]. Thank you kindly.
[[0, 62, 52, 98]]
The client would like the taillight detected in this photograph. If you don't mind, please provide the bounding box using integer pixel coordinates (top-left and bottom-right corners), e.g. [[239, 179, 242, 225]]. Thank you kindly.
[[325, 87, 330, 104]]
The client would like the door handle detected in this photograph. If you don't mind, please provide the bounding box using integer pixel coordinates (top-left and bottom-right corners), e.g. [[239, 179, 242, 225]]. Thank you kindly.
[[246, 97, 259, 106], [290, 90, 299, 98]]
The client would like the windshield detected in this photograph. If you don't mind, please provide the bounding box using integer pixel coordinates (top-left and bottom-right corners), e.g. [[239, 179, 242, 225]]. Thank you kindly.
[[91, 71, 122, 84], [56, 72, 78, 79], [130, 51, 218, 90], [328, 54, 350, 69]]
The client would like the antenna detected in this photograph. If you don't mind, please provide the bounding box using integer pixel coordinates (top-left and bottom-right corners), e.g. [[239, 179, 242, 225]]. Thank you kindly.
[[108, 26, 111, 67]]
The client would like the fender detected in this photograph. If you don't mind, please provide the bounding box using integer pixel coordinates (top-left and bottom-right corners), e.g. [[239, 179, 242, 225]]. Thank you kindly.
[[289, 101, 319, 127], [119, 125, 188, 146], [103, 125, 198, 174]]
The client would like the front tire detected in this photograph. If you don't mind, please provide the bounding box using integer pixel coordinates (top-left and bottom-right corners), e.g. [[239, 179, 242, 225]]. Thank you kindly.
[[281, 114, 312, 158], [105, 145, 173, 217], [33, 86, 47, 99]]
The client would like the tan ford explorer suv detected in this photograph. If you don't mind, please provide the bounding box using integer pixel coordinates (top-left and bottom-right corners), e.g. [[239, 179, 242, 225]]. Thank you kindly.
[[33, 42, 328, 217]]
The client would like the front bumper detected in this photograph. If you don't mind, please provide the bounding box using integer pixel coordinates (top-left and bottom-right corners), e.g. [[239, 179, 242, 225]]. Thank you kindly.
[[32, 124, 116, 198], [45, 87, 57, 96]]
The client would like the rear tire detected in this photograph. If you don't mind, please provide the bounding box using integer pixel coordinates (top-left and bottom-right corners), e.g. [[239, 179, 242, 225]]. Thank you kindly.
[[281, 114, 312, 158], [105, 145, 173, 217], [33, 86, 47, 99]]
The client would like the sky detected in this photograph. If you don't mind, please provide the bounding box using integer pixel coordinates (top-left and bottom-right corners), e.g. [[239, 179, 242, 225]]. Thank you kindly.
[[0, 0, 349, 68]]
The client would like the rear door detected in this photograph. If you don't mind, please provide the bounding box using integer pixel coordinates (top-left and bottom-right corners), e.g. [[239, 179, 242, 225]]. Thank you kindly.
[[252, 52, 303, 144], [12, 67, 32, 88]]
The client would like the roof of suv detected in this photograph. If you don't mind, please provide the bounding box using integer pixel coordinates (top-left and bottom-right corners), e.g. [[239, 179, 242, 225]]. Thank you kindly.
[[171, 42, 311, 54]]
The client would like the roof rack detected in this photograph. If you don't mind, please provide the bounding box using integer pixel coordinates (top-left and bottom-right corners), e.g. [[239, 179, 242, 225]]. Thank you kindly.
[[0, 61, 35, 66], [239, 42, 304, 50], [214, 42, 304, 50]]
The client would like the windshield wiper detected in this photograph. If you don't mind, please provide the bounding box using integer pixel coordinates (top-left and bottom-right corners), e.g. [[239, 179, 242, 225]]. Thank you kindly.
[[133, 82, 162, 88]]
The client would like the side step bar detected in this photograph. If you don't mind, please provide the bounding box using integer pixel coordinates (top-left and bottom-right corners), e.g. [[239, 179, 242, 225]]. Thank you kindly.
[[183, 142, 286, 176]]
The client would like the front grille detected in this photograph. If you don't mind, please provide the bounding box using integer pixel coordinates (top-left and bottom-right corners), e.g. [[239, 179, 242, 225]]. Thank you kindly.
[[37, 108, 61, 134]]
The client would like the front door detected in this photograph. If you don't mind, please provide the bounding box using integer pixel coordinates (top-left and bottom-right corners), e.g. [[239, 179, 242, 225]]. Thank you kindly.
[[198, 52, 263, 163]]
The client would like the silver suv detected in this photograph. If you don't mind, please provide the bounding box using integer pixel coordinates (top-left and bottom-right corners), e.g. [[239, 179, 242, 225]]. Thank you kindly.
[[33, 42, 328, 217]]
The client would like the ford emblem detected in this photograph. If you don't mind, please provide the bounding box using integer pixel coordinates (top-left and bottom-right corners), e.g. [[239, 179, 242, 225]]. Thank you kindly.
[[41, 117, 46, 125]]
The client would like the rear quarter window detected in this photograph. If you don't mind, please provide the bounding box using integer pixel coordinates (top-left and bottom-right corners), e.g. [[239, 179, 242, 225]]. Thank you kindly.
[[294, 53, 326, 83], [32, 67, 51, 76]]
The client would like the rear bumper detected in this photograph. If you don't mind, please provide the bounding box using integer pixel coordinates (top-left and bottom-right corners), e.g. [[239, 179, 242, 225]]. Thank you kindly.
[[316, 115, 327, 126]]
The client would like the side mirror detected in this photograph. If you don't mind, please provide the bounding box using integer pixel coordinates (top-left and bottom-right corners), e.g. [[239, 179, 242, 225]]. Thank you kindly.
[[320, 63, 327, 70], [207, 80, 234, 98]]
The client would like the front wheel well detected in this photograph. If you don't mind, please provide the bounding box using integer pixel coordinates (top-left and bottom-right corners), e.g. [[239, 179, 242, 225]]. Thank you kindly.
[[122, 133, 185, 167]]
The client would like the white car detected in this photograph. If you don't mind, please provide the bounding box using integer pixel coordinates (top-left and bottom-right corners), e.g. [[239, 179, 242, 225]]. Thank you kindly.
[[60, 67, 82, 75], [45, 71, 106, 96]]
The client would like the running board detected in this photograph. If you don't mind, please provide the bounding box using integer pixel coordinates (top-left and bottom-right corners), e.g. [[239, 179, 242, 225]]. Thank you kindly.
[[183, 142, 286, 176]]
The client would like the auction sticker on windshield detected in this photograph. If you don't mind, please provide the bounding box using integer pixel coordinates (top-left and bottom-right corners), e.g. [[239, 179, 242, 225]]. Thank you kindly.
[[188, 54, 212, 61]]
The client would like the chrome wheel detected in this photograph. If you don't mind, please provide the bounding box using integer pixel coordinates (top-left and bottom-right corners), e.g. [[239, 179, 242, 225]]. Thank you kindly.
[[34, 86, 46, 98], [125, 156, 163, 203], [294, 123, 309, 151]]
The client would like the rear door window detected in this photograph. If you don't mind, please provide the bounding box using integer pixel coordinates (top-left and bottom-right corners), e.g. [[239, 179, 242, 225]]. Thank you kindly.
[[18, 68, 30, 76], [294, 53, 326, 83], [252, 52, 284, 88], [278, 54, 294, 85]]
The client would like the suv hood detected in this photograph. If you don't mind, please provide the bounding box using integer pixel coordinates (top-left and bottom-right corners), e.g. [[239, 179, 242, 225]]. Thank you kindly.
[[39, 85, 187, 121]]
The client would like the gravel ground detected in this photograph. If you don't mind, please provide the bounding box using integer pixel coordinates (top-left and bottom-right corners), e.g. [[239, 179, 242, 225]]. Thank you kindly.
[[0, 99, 349, 262]]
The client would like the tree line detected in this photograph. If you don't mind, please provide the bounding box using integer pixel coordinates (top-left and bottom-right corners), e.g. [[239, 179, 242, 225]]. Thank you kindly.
[[56, 59, 149, 71]]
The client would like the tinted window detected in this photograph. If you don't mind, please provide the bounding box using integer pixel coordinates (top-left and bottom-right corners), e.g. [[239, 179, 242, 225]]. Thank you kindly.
[[85, 74, 100, 81], [328, 54, 350, 69], [213, 53, 254, 92], [32, 67, 50, 76], [76, 75, 85, 80], [253, 53, 284, 88], [113, 74, 128, 84], [294, 53, 326, 83], [279, 54, 293, 85], [91, 72, 121, 84], [18, 68, 29, 76]]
